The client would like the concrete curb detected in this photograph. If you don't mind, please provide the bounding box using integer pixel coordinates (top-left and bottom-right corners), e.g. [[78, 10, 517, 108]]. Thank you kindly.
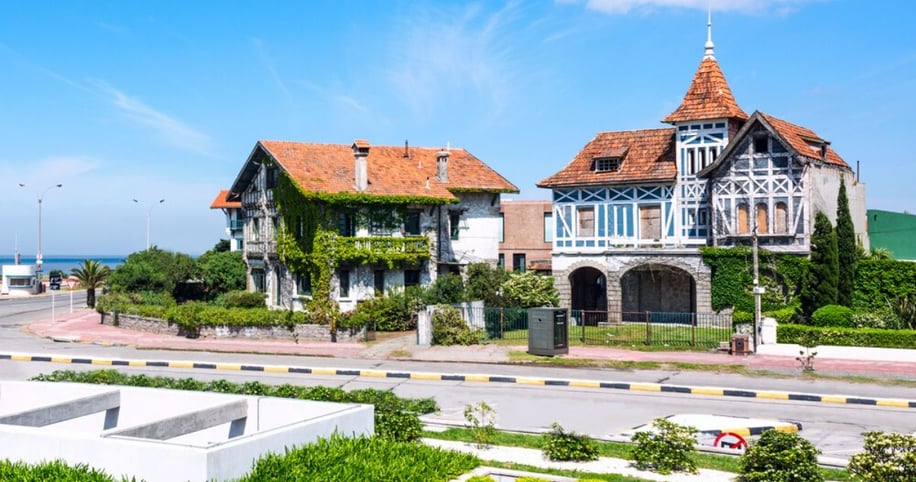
[[4, 351, 915, 409]]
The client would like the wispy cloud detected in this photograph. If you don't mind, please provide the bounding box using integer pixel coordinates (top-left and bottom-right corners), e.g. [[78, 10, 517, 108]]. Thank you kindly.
[[92, 80, 213, 155], [95, 21, 129, 35], [581, 0, 819, 15], [251, 37, 291, 99], [386, 2, 525, 119]]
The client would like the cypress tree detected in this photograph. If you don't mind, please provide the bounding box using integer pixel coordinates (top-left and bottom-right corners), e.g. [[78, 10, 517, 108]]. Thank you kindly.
[[835, 179, 857, 307], [800, 211, 839, 319]]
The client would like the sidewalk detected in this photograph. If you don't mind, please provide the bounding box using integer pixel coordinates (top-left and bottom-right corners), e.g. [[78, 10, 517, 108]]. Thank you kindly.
[[21, 308, 916, 380]]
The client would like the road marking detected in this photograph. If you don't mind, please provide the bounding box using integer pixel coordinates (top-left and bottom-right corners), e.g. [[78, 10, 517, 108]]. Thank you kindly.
[[3, 352, 913, 408]]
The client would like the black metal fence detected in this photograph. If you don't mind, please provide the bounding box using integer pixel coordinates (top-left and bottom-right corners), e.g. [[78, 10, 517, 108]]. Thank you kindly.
[[463, 306, 733, 348]]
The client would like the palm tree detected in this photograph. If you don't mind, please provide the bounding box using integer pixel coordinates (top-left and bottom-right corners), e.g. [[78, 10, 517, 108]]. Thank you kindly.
[[70, 259, 111, 308]]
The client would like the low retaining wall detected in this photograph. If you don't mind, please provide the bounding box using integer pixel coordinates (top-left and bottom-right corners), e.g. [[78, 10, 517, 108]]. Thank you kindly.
[[100, 312, 367, 343]]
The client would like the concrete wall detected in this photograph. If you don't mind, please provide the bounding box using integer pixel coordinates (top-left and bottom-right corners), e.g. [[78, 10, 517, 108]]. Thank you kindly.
[[0, 381, 374, 482], [809, 167, 869, 250]]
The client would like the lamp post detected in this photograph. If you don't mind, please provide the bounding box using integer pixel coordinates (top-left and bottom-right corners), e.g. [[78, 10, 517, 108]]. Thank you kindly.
[[133, 199, 165, 250], [19, 183, 62, 292]]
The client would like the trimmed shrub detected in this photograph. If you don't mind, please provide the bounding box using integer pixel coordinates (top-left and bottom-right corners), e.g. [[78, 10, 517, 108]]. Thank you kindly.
[[847, 430, 916, 481], [238, 433, 479, 482], [739, 429, 822, 482], [778, 324, 916, 348], [630, 418, 698, 474], [763, 306, 798, 325], [810, 304, 854, 328], [220, 290, 267, 308], [541, 422, 598, 462], [432, 305, 478, 346], [32, 370, 437, 443], [732, 311, 753, 324]]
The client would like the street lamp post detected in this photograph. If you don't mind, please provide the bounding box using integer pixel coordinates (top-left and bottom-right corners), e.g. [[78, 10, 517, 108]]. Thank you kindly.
[[133, 199, 165, 250], [19, 183, 62, 293]]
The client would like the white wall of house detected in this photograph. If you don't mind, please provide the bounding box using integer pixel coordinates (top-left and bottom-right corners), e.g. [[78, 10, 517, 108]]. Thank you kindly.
[[442, 192, 502, 265], [809, 167, 869, 250]]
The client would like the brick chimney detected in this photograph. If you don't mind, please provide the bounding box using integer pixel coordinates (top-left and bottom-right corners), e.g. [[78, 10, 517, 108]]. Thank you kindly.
[[352, 139, 370, 192], [436, 148, 450, 183]]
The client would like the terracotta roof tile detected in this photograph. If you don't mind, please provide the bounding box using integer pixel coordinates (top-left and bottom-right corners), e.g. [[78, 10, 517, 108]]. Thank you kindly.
[[662, 57, 748, 123], [209, 189, 241, 209], [537, 128, 676, 188], [760, 113, 848, 168], [259, 141, 518, 201]]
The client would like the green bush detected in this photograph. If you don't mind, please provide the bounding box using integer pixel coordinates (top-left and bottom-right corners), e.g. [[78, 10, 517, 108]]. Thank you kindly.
[[732, 311, 753, 324], [811, 304, 854, 327], [854, 259, 916, 311], [630, 418, 698, 475], [847, 430, 916, 481], [239, 433, 479, 482], [541, 422, 598, 462], [220, 290, 267, 308], [432, 305, 478, 346], [0, 460, 133, 482], [778, 324, 916, 348], [763, 306, 798, 324], [425, 273, 465, 304], [32, 370, 437, 443], [352, 289, 422, 332], [739, 429, 822, 482]]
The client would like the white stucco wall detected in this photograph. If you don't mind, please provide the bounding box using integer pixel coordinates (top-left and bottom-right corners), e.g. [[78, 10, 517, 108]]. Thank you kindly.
[[808, 167, 868, 249]]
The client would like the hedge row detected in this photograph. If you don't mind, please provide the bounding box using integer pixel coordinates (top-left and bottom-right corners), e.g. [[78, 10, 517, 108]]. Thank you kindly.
[[778, 324, 916, 348], [32, 370, 437, 442], [239, 433, 479, 482]]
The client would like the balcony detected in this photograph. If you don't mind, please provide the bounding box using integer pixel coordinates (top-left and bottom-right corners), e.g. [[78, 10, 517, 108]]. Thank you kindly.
[[245, 240, 276, 256], [228, 219, 245, 230], [335, 236, 430, 264]]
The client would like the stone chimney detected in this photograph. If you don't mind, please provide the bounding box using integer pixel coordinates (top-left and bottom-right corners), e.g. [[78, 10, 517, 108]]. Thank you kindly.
[[352, 139, 370, 192], [436, 148, 450, 183]]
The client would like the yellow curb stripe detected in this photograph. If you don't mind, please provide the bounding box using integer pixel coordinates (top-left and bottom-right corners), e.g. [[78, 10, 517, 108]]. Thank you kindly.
[[876, 399, 909, 408], [91, 359, 113, 366], [359, 370, 388, 378], [820, 395, 847, 404], [127, 360, 145, 367], [464, 374, 490, 383], [215, 363, 241, 371], [51, 356, 72, 364], [310, 367, 337, 376], [691, 387, 724, 396], [776, 423, 800, 433], [11, 355, 31, 362], [721, 427, 752, 437], [755, 391, 790, 400], [168, 361, 194, 369], [263, 365, 288, 374], [409, 372, 442, 381], [629, 383, 661, 392], [515, 378, 546, 386], [569, 380, 600, 388]]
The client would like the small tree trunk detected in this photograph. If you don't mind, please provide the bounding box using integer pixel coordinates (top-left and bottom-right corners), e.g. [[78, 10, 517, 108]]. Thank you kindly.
[[87, 288, 96, 308]]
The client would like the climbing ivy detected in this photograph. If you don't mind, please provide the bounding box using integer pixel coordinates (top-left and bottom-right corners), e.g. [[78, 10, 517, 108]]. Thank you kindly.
[[700, 246, 808, 313]]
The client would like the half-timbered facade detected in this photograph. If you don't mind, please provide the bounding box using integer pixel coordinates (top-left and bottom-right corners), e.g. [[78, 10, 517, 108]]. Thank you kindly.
[[538, 19, 867, 316]]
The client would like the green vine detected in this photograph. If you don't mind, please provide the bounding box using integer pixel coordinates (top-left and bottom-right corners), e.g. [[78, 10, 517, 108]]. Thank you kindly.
[[700, 246, 807, 312]]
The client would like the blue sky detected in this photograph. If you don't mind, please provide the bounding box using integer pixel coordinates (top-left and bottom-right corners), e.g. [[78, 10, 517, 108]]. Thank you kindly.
[[1, 0, 914, 257]]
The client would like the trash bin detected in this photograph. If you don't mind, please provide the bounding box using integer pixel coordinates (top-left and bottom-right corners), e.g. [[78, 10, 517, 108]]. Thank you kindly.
[[730, 334, 750, 356], [528, 308, 569, 356]]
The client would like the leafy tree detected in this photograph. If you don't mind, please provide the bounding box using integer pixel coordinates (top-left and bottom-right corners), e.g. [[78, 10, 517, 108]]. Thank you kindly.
[[424, 273, 465, 304], [465, 263, 509, 306], [836, 180, 857, 307], [501, 271, 559, 308], [800, 212, 838, 319], [107, 248, 200, 298], [70, 259, 111, 308], [212, 239, 231, 252], [197, 249, 246, 299]]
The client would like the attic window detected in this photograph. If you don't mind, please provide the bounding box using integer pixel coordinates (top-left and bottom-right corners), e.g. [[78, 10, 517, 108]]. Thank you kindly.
[[753, 136, 768, 154], [594, 157, 621, 172]]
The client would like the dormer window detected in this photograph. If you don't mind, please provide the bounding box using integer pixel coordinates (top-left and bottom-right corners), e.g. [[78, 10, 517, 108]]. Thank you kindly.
[[753, 136, 768, 154], [594, 157, 621, 172]]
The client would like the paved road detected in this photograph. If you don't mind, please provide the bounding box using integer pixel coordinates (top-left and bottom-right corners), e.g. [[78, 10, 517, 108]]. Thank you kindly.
[[2, 297, 915, 465]]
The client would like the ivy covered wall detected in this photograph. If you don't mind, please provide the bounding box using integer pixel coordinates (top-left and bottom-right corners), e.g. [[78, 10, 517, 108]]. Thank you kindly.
[[700, 246, 808, 313]]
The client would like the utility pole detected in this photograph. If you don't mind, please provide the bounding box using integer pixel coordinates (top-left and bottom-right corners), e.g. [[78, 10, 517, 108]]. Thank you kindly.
[[752, 224, 762, 352]]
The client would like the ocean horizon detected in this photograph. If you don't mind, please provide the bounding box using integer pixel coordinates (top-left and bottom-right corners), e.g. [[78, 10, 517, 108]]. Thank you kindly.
[[0, 255, 126, 275]]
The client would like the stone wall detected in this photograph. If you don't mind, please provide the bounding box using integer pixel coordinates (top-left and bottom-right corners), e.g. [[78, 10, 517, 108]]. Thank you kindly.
[[100, 312, 367, 343]]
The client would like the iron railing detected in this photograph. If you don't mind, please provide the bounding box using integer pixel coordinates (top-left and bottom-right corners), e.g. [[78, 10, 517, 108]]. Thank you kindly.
[[460, 307, 733, 348]]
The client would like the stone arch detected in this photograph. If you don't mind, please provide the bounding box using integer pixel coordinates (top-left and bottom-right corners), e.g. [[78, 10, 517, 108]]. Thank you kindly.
[[619, 263, 696, 315], [568, 265, 608, 325]]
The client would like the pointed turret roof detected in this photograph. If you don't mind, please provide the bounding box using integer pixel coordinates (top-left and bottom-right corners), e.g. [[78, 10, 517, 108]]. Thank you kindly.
[[661, 17, 748, 124]]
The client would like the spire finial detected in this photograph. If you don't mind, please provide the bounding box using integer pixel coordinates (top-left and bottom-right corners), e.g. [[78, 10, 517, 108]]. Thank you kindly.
[[704, 9, 715, 60]]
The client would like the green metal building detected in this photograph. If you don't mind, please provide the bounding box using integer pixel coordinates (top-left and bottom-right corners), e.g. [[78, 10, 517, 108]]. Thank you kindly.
[[867, 209, 916, 261]]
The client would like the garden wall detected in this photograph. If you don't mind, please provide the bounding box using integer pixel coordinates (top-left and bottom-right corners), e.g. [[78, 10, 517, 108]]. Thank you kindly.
[[100, 312, 368, 343]]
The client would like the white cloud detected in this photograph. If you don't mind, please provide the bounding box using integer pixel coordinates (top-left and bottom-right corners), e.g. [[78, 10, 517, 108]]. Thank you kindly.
[[582, 0, 818, 15], [92, 80, 213, 155], [251, 37, 291, 99], [386, 2, 523, 118]]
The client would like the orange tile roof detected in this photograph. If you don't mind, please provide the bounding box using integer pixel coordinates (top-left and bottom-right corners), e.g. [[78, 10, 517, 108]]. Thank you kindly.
[[760, 113, 848, 168], [537, 128, 676, 188], [258, 140, 517, 201], [209, 189, 241, 209], [662, 57, 748, 124]]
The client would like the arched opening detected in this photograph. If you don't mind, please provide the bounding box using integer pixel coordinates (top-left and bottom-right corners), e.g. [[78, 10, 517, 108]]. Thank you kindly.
[[775, 202, 788, 233], [620, 264, 695, 316], [756, 203, 769, 234], [569, 267, 607, 326], [737, 203, 749, 234]]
